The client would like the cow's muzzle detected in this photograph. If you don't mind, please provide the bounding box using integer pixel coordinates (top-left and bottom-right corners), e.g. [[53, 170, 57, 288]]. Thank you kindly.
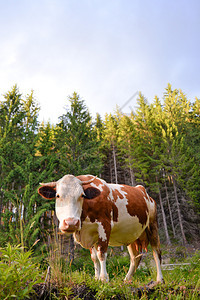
[[60, 218, 80, 233]]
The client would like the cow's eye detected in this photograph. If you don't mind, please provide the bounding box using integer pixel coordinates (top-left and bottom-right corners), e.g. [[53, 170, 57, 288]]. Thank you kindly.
[[56, 194, 60, 198]]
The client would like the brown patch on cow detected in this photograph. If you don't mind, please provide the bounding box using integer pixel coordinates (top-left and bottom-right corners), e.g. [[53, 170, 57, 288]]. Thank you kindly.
[[149, 196, 154, 203], [97, 219, 111, 255], [81, 196, 113, 224], [121, 185, 148, 226], [79, 178, 112, 255], [110, 188, 125, 202], [82, 202, 111, 255], [112, 202, 118, 222], [97, 241, 108, 258], [145, 209, 160, 248], [77, 175, 95, 182], [77, 175, 105, 188], [133, 230, 149, 252]]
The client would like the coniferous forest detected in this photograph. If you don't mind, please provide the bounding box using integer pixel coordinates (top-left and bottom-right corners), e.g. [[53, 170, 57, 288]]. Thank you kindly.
[[0, 84, 200, 299]]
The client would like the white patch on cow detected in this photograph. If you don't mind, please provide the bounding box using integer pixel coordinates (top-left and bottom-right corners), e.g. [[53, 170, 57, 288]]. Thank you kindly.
[[97, 221, 107, 241], [108, 184, 127, 201], [90, 179, 106, 192], [90, 247, 100, 279], [110, 220, 114, 229], [110, 210, 114, 229], [96, 250, 109, 281]]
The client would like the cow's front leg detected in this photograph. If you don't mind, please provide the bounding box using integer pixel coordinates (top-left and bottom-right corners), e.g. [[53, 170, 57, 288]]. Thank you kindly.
[[96, 220, 110, 282], [90, 246, 100, 280], [96, 246, 109, 282]]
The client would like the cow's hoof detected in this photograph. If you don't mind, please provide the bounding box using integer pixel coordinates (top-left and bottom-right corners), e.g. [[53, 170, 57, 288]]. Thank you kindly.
[[124, 279, 132, 284], [146, 280, 158, 289], [100, 276, 109, 282], [145, 279, 164, 289], [157, 278, 165, 284]]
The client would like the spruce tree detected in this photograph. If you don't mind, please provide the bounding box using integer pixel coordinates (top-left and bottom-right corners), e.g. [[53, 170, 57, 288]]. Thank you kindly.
[[117, 113, 136, 186], [103, 113, 119, 183], [0, 86, 52, 247], [56, 92, 103, 176], [131, 93, 154, 184]]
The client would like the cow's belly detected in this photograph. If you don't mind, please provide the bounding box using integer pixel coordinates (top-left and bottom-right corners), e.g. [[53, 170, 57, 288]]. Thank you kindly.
[[109, 215, 148, 246], [75, 215, 149, 249]]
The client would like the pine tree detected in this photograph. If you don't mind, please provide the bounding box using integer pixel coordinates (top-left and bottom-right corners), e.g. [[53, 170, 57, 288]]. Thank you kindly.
[[56, 92, 103, 176], [93, 113, 105, 178], [103, 113, 119, 183], [54, 92, 104, 259], [94, 113, 104, 141], [130, 93, 154, 184], [157, 85, 199, 244], [117, 113, 136, 186], [0, 86, 52, 247]]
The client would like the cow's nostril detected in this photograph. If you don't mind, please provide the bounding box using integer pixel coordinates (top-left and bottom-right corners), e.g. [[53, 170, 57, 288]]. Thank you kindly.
[[64, 219, 69, 225], [75, 219, 80, 227]]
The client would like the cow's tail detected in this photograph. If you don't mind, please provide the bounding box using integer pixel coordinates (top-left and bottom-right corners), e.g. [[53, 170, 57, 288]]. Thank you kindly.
[[145, 200, 162, 263], [134, 198, 161, 263]]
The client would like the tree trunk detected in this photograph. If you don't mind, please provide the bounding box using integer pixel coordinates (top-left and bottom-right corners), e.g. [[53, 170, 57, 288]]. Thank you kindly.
[[112, 143, 118, 184], [157, 177, 171, 245], [127, 140, 135, 186], [110, 159, 113, 183], [172, 176, 187, 245], [164, 180, 176, 238], [0, 188, 3, 225], [129, 162, 136, 186], [69, 234, 75, 262]]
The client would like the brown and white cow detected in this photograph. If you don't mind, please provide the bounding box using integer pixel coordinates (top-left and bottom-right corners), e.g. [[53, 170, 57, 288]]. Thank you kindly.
[[38, 174, 163, 283]]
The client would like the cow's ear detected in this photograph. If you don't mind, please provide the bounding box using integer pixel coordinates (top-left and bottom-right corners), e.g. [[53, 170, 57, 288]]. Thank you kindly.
[[83, 187, 101, 199], [38, 186, 56, 199]]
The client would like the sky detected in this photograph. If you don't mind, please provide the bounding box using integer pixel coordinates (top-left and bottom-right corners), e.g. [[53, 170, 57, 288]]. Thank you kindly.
[[0, 0, 200, 123]]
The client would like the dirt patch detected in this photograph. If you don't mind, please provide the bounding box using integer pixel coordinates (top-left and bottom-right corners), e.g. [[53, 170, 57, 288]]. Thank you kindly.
[[30, 281, 200, 299], [30, 283, 97, 300]]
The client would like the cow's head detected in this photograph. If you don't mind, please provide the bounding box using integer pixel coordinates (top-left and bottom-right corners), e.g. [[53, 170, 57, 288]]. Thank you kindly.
[[38, 175, 99, 233]]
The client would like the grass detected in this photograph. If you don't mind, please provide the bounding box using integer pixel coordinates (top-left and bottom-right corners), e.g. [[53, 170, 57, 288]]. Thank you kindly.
[[45, 243, 200, 299], [0, 242, 199, 299]]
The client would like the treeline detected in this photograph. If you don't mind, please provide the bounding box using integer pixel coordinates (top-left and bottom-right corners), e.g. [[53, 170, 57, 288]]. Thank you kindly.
[[0, 84, 199, 250]]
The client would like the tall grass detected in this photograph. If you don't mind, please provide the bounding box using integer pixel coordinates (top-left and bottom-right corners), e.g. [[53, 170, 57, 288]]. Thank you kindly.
[[1, 237, 199, 299], [46, 242, 200, 299]]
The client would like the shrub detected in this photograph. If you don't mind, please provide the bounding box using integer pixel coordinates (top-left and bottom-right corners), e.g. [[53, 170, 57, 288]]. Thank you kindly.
[[0, 243, 42, 299]]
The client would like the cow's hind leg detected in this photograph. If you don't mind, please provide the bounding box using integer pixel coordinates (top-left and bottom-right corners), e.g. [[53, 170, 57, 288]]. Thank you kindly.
[[90, 246, 100, 280], [124, 242, 142, 282], [146, 224, 164, 283], [152, 247, 163, 283]]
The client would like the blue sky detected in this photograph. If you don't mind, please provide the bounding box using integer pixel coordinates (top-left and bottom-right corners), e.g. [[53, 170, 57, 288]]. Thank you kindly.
[[0, 0, 200, 123]]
